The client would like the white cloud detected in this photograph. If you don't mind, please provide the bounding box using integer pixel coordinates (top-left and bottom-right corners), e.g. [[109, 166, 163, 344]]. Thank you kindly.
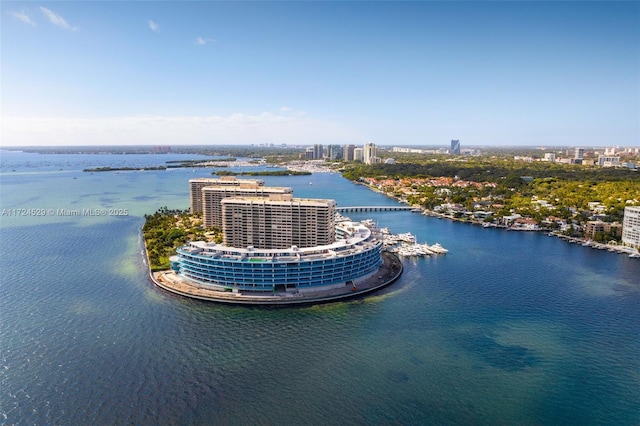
[[39, 7, 77, 31], [1, 113, 362, 146], [280, 106, 307, 116], [195, 37, 215, 46], [147, 20, 159, 32], [11, 10, 36, 26]]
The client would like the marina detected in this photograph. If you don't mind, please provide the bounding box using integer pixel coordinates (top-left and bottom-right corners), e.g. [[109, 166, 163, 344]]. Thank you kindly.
[[357, 218, 449, 258]]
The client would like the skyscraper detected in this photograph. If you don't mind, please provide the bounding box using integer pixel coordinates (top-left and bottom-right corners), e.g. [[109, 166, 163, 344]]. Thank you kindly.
[[313, 144, 324, 160], [304, 147, 314, 160], [363, 142, 377, 165], [327, 144, 342, 160], [353, 147, 364, 162], [450, 140, 461, 155], [343, 144, 355, 161]]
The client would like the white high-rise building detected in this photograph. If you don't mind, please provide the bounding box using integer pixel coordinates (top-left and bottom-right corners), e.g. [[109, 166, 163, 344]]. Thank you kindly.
[[363, 142, 377, 165], [353, 148, 364, 162], [622, 206, 640, 249]]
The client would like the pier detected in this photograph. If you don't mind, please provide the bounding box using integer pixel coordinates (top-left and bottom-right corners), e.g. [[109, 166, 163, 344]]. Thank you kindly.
[[336, 205, 415, 213]]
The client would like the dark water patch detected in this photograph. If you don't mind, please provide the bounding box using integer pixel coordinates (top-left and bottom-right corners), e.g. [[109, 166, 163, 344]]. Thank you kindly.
[[456, 334, 538, 371], [386, 369, 410, 383], [409, 355, 424, 366], [363, 396, 478, 425]]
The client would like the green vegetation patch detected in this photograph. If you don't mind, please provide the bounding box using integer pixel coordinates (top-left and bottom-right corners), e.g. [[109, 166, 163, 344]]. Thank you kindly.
[[342, 160, 640, 183], [142, 207, 222, 271], [343, 158, 639, 243]]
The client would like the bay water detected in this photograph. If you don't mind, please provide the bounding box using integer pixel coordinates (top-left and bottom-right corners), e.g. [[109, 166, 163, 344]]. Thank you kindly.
[[1, 151, 638, 425]]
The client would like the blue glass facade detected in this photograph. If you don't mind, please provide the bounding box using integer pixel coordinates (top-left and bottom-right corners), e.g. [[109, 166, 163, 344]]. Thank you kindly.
[[175, 241, 383, 292]]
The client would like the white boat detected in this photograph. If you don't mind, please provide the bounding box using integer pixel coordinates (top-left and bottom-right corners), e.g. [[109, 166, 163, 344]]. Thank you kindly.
[[396, 247, 416, 257], [429, 243, 449, 254], [361, 219, 376, 228], [397, 232, 416, 243], [415, 244, 434, 255]]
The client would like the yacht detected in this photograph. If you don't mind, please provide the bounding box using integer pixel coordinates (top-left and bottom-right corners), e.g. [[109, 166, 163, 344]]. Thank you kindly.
[[429, 243, 449, 254], [397, 232, 416, 243]]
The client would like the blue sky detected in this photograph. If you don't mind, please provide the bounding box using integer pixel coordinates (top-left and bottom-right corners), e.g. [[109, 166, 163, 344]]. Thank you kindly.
[[2, 1, 638, 147]]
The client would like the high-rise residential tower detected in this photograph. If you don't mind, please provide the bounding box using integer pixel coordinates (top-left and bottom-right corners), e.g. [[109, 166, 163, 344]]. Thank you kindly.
[[622, 206, 640, 249], [201, 185, 293, 228], [313, 144, 324, 160], [189, 177, 264, 214], [221, 194, 336, 250], [343, 144, 355, 161], [363, 142, 377, 165], [327, 144, 342, 160]]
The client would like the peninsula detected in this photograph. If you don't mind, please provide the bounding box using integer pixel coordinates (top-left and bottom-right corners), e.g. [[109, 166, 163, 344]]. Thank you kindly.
[[145, 177, 403, 305]]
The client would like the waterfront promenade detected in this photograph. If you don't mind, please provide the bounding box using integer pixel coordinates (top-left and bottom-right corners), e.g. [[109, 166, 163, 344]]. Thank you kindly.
[[151, 251, 403, 305]]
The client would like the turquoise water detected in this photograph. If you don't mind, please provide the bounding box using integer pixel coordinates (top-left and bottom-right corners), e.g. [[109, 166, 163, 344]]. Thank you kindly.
[[1, 151, 639, 425]]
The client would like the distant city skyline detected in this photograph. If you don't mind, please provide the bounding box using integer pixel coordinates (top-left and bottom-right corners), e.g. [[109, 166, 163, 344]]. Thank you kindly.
[[2, 2, 638, 147]]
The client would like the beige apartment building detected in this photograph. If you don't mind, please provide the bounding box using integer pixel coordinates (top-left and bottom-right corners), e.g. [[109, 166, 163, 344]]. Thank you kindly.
[[221, 194, 336, 250], [584, 220, 622, 239], [189, 177, 265, 214], [202, 185, 293, 228]]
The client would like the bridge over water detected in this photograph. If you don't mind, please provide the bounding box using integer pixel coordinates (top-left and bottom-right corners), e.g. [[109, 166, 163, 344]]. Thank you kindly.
[[336, 205, 417, 213]]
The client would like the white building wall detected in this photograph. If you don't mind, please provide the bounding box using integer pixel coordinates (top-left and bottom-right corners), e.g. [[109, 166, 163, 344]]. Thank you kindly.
[[363, 142, 377, 165], [622, 206, 640, 248], [353, 148, 364, 162]]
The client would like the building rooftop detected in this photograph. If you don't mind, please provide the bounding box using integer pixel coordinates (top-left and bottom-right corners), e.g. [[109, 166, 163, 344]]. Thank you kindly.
[[220, 195, 336, 206], [180, 221, 375, 262]]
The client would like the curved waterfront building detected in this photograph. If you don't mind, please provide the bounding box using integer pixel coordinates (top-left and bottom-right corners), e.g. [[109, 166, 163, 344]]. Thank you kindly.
[[171, 221, 383, 293]]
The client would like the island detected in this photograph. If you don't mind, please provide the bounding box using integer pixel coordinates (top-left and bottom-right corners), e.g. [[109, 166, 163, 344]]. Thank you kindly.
[[84, 166, 167, 172]]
